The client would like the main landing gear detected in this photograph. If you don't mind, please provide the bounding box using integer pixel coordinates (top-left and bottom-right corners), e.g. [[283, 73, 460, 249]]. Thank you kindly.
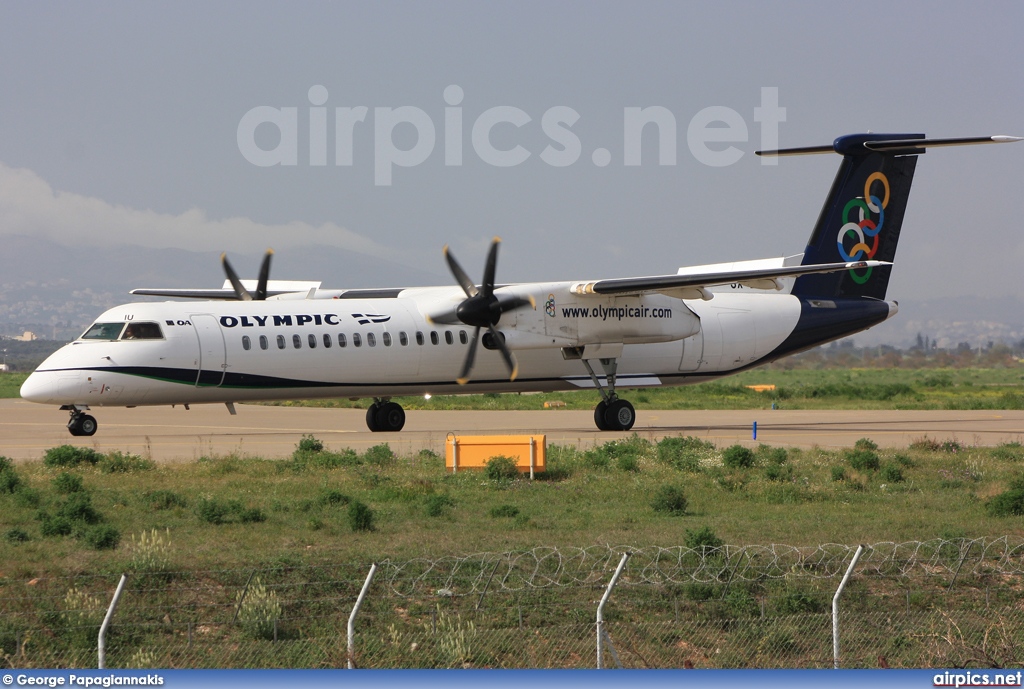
[[581, 357, 636, 432], [64, 406, 98, 437], [365, 398, 406, 432]]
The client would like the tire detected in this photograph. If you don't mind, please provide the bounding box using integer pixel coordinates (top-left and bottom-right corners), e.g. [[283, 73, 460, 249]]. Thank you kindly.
[[603, 399, 635, 431], [375, 402, 406, 432], [78, 415, 98, 436], [365, 404, 380, 432], [593, 400, 610, 431], [67, 418, 83, 437]]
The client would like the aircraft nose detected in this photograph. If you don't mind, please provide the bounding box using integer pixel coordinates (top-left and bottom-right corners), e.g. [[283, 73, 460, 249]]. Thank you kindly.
[[20, 371, 57, 404]]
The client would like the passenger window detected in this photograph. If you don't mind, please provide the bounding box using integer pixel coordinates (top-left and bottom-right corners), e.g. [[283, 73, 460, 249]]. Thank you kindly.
[[367, 333, 376, 347], [82, 322, 125, 340], [293, 334, 302, 349], [430, 331, 439, 345], [308, 334, 317, 349], [277, 335, 286, 349], [121, 322, 164, 340], [416, 331, 424, 346], [242, 336, 251, 351], [323, 333, 332, 349], [459, 330, 468, 345], [382, 332, 392, 347], [400, 332, 409, 346], [445, 331, 454, 345], [353, 333, 362, 347], [338, 333, 347, 348], [259, 335, 268, 350]]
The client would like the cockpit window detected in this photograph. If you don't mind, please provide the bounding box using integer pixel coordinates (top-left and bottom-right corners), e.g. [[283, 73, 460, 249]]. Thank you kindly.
[[81, 322, 126, 340], [121, 322, 164, 340]]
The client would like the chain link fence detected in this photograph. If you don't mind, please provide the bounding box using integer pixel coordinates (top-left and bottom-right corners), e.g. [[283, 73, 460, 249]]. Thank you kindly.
[[3, 538, 1024, 669]]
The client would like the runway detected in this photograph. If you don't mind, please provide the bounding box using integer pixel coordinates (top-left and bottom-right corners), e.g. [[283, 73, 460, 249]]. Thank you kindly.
[[3, 398, 1023, 463]]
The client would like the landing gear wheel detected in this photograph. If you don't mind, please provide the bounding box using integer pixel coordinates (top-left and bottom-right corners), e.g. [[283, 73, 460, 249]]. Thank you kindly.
[[594, 400, 610, 431], [67, 412, 97, 437], [603, 399, 635, 432], [365, 404, 380, 432], [375, 402, 406, 432]]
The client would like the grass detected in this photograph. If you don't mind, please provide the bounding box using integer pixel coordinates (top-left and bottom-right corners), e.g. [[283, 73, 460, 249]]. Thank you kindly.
[[1, 437, 1024, 577]]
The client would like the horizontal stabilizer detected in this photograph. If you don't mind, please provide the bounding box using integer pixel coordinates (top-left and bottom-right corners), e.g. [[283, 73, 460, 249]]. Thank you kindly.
[[757, 134, 1021, 157]]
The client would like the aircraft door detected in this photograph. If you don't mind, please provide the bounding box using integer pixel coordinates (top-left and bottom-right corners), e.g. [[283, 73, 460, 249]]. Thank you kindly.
[[191, 314, 226, 387]]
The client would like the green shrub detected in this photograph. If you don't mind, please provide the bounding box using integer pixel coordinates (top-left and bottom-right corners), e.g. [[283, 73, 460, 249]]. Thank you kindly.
[[82, 525, 120, 550], [0, 456, 11, 472], [657, 436, 713, 472], [363, 444, 397, 467], [585, 435, 651, 470], [196, 498, 229, 524], [776, 590, 825, 614], [854, 438, 878, 452], [846, 449, 880, 472], [992, 442, 1024, 462], [893, 453, 916, 467], [489, 504, 520, 518], [581, 446, 611, 469], [5, 528, 30, 543], [722, 445, 755, 469], [297, 435, 324, 453], [651, 485, 688, 515], [724, 588, 758, 617], [764, 463, 793, 482], [987, 479, 1024, 517], [317, 489, 350, 507], [347, 500, 375, 532], [616, 454, 640, 473], [53, 472, 84, 494], [880, 464, 905, 483], [43, 445, 102, 468], [830, 466, 846, 482], [238, 507, 267, 523], [424, 494, 455, 517], [757, 444, 788, 465], [40, 516, 73, 537], [0, 468, 21, 494], [144, 489, 187, 510], [484, 456, 519, 481], [56, 493, 102, 524], [684, 582, 716, 601], [14, 488, 41, 508], [98, 451, 155, 473], [685, 525, 724, 550]]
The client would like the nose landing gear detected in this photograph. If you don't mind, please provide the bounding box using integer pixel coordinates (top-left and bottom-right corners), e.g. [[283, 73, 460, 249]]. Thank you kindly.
[[65, 407, 98, 437]]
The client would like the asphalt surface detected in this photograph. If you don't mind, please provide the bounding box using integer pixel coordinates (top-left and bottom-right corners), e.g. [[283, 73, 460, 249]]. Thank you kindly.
[[2, 398, 1023, 463]]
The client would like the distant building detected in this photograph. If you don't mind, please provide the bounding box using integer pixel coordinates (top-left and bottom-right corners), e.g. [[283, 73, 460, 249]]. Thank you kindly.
[[16, 331, 37, 341], [0, 364, 10, 372]]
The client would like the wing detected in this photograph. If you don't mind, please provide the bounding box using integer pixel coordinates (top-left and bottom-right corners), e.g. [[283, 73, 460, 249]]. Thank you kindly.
[[131, 280, 323, 300], [570, 259, 890, 299]]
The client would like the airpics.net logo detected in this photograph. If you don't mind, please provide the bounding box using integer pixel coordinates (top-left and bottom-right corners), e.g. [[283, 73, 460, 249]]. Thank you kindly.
[[237, 85, 787, 186]]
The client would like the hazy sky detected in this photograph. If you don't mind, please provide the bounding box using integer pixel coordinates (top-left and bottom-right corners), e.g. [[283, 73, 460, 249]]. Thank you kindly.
[[0, 1, 1021, 302]]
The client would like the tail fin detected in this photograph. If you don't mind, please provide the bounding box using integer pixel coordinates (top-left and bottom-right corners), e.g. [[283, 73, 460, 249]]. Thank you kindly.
[[757, 133, 1021, 300]]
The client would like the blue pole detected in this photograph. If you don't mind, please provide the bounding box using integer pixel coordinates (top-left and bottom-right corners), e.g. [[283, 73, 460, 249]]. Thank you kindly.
[[752, 421, 757, 440]]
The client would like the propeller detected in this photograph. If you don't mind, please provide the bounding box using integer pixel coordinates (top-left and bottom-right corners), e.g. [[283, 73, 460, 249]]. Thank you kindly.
[[221, 249, 274, 301], [430, 237, 535, 384]]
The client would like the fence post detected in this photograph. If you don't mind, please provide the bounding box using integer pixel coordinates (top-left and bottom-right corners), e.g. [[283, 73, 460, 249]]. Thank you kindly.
[[347, 563, 378, 669], [98, 574, 128, 669], [529, 436, 536, 481], [597, 552, 630, 669], [833, 545, 864, 669]]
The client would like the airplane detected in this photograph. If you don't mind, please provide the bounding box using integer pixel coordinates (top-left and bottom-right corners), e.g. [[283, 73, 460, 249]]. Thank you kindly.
[[20, 132, 1021, 437]]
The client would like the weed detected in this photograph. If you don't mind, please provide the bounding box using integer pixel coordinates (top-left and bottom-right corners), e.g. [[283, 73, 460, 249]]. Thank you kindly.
[[5, 528, 30, 543], [317, 489, 350, 507], [195, 498, 229, 524], [489, 504, 520, 518], [757, 445, 789, 465], [484, 456, 519, 481], [52, 472, 84, 494], [0, 456, 11, 472], [992, 442, 1024, 462], [99, 451, 155, 473], [685, 525, 724, 550], [144, 489, 187, 510], [128, 529, 172, 573], [81, 525, 120, 550], [893, 453, 916, 468], [880, 464, 905, 483], [56, 493, 102, 524], [0, 468, 21, 494], [424, 494, 455, 517], [13, 487, 40, 508], [238, 507, 267, 523], [830, 466, 846, 482], [43, 445, 102, 468], [363, 444, 397, 467], [722, 445, 754, 469], [297, 435, 324, 453], [237, 577, 281, 640], [347, 500, 375, 532], [651, 485, 688, 515], [685, 582, 716, 601], [39, 516, 73, 537], [847, 449, 880, 472], [775, 590, 826, 614], [764, 463, 793, 482], [854, 438, 879, 452], [986, 478, 1024, 517], [617, 454, 640, 473], [657, 436, 714, 472]]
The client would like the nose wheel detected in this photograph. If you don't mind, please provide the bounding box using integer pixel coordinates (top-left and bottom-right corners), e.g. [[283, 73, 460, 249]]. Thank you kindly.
[[67, 409, 98, 437], [365, 399, 406, 432]]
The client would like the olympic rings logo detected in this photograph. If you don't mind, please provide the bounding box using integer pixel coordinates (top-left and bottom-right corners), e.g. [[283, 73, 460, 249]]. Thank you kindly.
[[837, 171, 889, 284], [545, 294, 556, 317]]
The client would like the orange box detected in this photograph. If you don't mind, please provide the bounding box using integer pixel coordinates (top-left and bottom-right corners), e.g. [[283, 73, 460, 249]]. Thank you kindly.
[[445, 434, 546, 475]]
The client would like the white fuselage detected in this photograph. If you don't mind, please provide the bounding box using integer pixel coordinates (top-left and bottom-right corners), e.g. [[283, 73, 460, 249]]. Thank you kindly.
[[20, 283, 810, 407]]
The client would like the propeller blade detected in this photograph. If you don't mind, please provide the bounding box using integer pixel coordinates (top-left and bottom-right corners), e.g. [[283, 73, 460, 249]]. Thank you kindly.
[[255, 249, 274, 301], [488, 324, 518, 381], [456, 326, 481, 385], [220, 253, 253, 301], [481, 237, 500, 298], [425, 307, 462, 325], [443, 245, 478, 298], [496, 294, 535, 312]]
